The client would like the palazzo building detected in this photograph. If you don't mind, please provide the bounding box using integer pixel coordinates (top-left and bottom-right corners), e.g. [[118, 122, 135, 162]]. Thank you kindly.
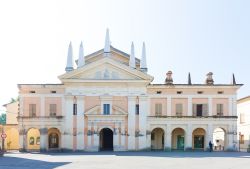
[[18, 29, 242, 152]]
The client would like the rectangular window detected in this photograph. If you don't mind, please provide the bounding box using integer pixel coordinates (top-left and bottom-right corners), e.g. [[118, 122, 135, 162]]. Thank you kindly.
[[49, 104, 57, 117], [176, 104, 183, 116], [73, 103, 77, 115], [103, 104, 110, 115], [135, 104, 139, 115], [216, 104, 223, 116], [240, 135, 244, 144], [196, 104, 203, 116], [240, 113, 245, 124], [155, 103, 162, 116], [29, 104, 36, 117], [193, 104, 208, 116], [156, 91, 162, 94]]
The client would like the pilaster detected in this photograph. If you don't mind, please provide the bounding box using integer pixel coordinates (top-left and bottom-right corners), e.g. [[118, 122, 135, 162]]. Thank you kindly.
[[165, 124, 171, 150], [128, 96, 136, 150], [167, 96, 172, 116], [187, 97, 192, 116], [76, 96, 85, 150], [138, 96, 147, 150], [185, 124, 192, 150], [208, 97, 212, 116]]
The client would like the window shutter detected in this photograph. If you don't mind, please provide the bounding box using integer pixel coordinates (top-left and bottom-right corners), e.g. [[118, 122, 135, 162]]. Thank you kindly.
[[155, 104, 162, 116], [221, 104, 223, 115], [202, 104, 208, 116], [29, 104, 36, 117], [159, 104, 162, 115], [217, 104, 223, 116], [176, 104, 183, 116], [192, 104, 196, 116]]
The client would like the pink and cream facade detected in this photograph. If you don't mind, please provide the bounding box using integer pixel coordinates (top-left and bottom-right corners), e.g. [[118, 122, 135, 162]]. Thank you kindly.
[[18, 30, 242, 152]]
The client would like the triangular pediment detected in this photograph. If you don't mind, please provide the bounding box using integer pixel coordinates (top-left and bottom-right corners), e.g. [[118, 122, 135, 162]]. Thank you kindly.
[[85, 105, 128, 116], [59, 57, 153, 83]]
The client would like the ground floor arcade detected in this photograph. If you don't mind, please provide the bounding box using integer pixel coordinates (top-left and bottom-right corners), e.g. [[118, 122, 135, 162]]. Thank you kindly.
[[17, 122, 237, 152]]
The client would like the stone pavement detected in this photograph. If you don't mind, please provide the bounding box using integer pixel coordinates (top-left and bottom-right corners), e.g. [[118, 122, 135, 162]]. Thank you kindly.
[[0, 151, 250, 169]]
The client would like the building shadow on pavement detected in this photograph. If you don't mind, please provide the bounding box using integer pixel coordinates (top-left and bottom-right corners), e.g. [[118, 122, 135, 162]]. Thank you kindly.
[[0, 156, 70, 169], [43, 151, 250, 159]]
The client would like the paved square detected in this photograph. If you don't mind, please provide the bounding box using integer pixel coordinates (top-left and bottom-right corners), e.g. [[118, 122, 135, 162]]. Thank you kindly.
[[1, 152, 250, 169]]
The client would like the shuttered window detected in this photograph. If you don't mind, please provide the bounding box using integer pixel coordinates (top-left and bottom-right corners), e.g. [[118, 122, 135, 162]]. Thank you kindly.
[[155, 104, 162, 116], [193, 104, 208, 116], [49, 104, 57, 117], [176, 104, 183, 116], [29, 104, 36, 117], [216, 104, 223, 116]]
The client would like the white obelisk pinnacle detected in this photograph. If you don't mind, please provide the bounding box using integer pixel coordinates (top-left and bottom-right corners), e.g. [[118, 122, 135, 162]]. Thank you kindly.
[[77, 41, 85, 68], [65, 42, 74, 72], [129, 42, 136, 68], [140, 42, 147, 72]]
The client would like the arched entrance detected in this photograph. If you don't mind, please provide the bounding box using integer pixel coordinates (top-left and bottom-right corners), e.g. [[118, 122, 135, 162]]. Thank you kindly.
[[6, 128, 19, 150], [26, 128, 40, 151], [212, 127, 226, 151], [99, 128, 113, 151], [172, 128, 185, 150], [48, 128, 61, 149], [192, 128, 206, 150], [151, 128, 164, 150]]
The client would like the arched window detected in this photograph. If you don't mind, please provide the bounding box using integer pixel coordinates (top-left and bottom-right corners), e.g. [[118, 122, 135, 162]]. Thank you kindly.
[[29, 137, 35, 145], [36, 137, 40, 145], [49, 133, 59, 148]]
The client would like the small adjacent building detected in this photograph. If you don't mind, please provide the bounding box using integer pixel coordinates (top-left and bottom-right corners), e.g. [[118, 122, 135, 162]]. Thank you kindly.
[[1, 101, 19, 150], [237, 96, 250, 152], [17, 30, 242, 152]]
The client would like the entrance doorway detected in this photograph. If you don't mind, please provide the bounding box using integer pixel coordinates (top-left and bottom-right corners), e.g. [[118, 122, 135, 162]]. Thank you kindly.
[[192, 128, 206, 150], [151, 128, 164, 150], [177, 135, 184, 149], [99, 128, 113, 151], [171, 128, 185, 150]]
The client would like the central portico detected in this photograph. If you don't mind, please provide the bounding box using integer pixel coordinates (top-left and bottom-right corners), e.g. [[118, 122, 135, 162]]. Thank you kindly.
[[58, 29, 153, 151]]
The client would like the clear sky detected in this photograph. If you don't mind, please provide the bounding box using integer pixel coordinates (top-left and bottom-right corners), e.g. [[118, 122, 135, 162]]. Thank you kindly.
[[0, 0, 249, 113]]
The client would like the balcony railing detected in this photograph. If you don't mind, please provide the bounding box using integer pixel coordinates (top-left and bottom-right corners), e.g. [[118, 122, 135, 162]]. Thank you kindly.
[[148, 115, 237, 119], [17, 116, 64, 119]]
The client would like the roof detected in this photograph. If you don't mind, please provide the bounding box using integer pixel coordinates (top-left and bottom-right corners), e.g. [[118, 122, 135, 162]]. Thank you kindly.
[[84, 45, 140, 64], [237, 95, 250, 104], [149, 84, 243, 87]]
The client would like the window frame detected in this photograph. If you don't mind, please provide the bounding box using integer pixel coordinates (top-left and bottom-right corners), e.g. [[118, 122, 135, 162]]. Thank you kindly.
[[29, 104, 36, 117], [103, 104, 110, 115], [155, 103, 162, 116], [49, 104, 57, 117]]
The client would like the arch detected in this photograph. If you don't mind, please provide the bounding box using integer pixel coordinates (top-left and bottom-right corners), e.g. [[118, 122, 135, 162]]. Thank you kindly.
[[212, 127, 227, 151], [99, 128, 113, 151], [48, 128, 61, 149], [151, 128, 165, 150], [98, 126, 114, 133], [171, 128, 185, 150], [192, 128, 206, 150], [26, 128, 40, 151], [5, 128, 19, 150]]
